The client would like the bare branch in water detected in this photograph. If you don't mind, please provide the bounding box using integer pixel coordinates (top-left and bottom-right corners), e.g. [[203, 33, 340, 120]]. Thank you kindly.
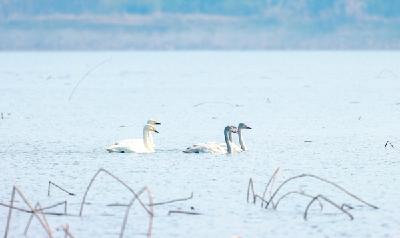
[[68, 57, 111, 101], [119, 186, 154, 238], [79, 168, 152, 216], [266, 174, 378, 209], [168, 210, 202, 215], [4, 186, 53, 238], [260, 168, 280, 208], [24, 202, 51, 236], [304, 194, 354, 221], [150, 192, 193, 206], [48, 181, 75, 196], [273, 191, 323, 211]]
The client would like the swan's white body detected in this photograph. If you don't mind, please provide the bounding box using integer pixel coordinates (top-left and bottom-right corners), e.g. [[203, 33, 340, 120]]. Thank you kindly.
[[183, 126, 236, 154], [106, 121, 160, 154]]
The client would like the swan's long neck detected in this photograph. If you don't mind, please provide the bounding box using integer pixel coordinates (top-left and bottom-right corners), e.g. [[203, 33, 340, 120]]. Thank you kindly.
[[228, 130, 233, 142], [238, 128, 247, 151], [224, 128, 232, 154], [143, 127, 152, 149]]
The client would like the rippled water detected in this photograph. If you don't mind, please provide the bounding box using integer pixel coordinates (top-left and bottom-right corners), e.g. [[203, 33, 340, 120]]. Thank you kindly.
[[0, 51, 399, 237]]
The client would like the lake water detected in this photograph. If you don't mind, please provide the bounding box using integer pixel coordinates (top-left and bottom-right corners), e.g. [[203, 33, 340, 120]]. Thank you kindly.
[[0, 51, 399, 237]]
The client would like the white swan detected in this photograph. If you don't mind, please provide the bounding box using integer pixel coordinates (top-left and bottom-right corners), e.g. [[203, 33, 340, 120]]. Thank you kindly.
[[106, 124, 159, 153], [183, 126, 238, 154], [146, 119, 161, 147]]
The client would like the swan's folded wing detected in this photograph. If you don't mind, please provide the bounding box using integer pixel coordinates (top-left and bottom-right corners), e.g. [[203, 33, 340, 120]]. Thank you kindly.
[[183, 142, 227, 154], [106, 139, 149, 153]]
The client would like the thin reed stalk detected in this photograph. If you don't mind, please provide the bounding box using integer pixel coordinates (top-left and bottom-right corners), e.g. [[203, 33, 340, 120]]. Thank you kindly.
[[168, 211, 202, 215], [150, 192, 193, 206], [119, 186, 154, 238], [62, 224, 75, 238], [260, 168, 280, 208], [24, 202, 51, 236]]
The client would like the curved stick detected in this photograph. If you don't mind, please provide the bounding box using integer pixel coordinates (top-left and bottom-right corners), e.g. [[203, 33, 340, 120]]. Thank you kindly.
[[68, 57, 111, 101], [79, 168, 152, 216], [304, 195, 353, 221], [119, 186, 154, 238], [266, 174, 378, 209], [273, 191, 323, 211]]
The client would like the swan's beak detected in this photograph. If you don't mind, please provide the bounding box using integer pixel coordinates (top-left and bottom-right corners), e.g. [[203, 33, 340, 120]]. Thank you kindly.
[[154, 129, 159, 133], [155, 122, 161, 125], [245, 126, 252, 129]]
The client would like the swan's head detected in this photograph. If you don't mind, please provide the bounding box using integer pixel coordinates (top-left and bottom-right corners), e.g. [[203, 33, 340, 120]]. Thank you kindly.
[[225, 125, 238, 133], [145, 125, 159, 133], [147, 119, 161, 125], [238, 123, 252, 130]]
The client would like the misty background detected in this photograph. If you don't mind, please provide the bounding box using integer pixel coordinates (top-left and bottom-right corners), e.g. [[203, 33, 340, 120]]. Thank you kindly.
[[1, 0, 399, 50]]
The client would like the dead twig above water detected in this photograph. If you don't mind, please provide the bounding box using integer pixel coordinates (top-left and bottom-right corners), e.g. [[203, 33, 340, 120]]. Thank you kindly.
[[120, 186, 154, 238], [260, 167, 280, 208], [304, 194, 354, 221], [168, 210, 202, 215], [266, 173, 378, 209], [247, 169, 378, 221], [193, 101, 243, 108], [79, 168, 152, 216], [68, 57, 111, 101], [150, 192, 193, 206], [0, 200, 68, 215], [385, 141, 394, 148], [4, 186, 53, 238], [273, 191, 323, 211], [48, 181, 75, 196]]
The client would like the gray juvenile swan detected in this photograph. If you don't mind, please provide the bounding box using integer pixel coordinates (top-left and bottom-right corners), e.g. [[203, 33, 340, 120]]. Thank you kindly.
[[183, 126, 238, 154], [225, 123, 252, 152], [237, 123, 252, 151]]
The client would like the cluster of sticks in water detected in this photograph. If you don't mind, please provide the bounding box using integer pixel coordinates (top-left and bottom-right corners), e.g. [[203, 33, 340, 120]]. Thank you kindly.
[[1, 168, 379, 238], [247, 168, 378, 221], [1, 168, 196, 238]]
